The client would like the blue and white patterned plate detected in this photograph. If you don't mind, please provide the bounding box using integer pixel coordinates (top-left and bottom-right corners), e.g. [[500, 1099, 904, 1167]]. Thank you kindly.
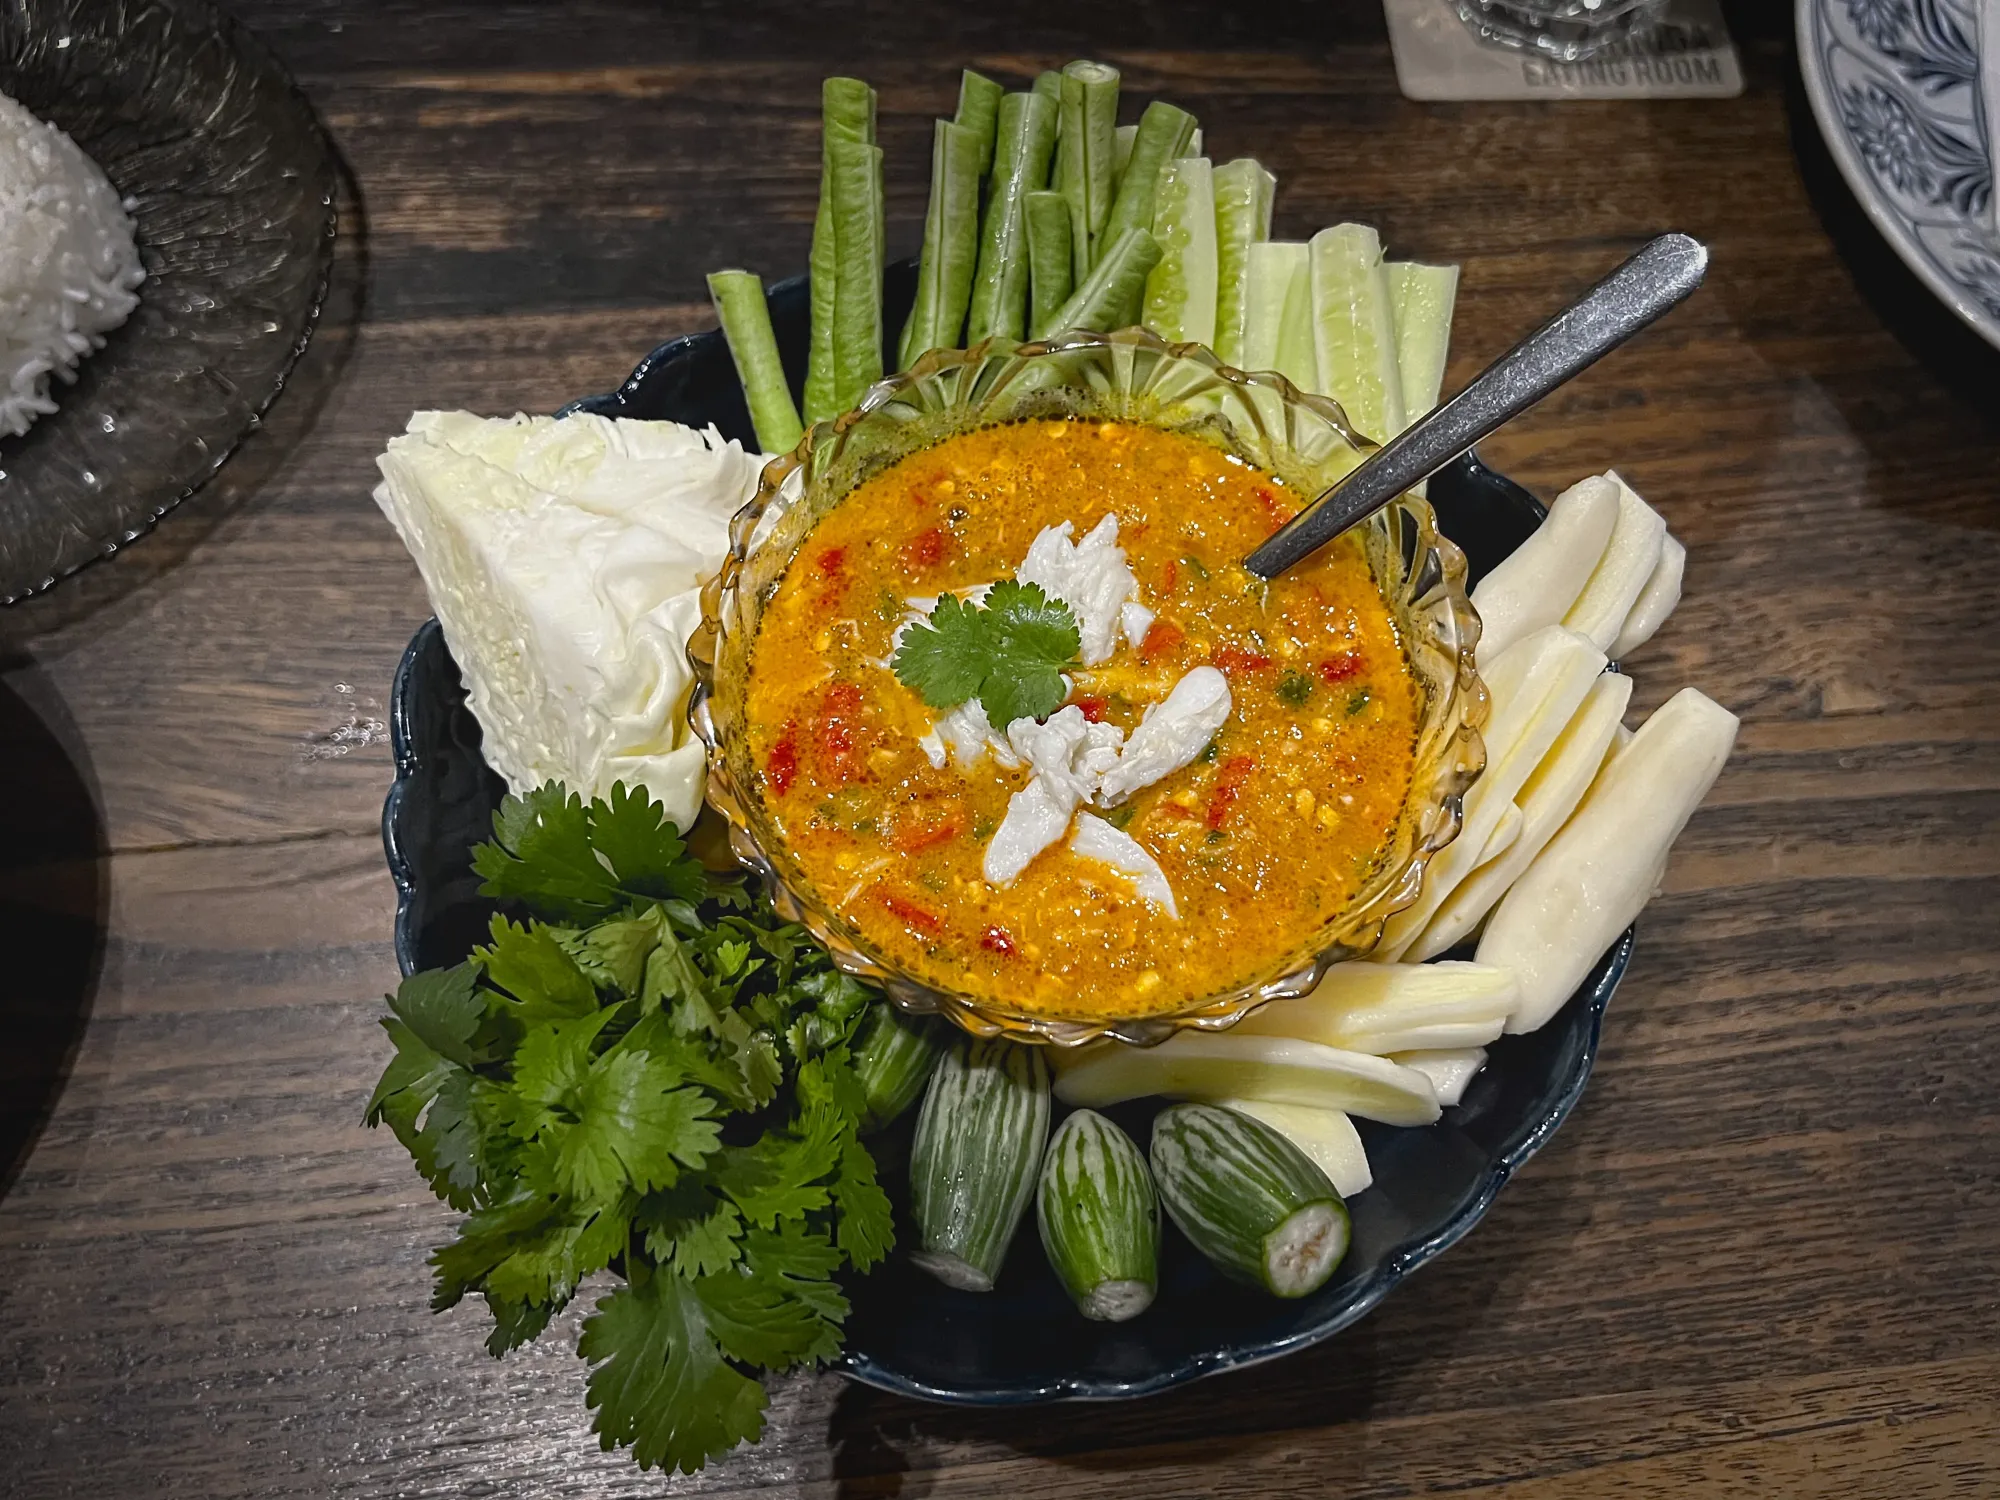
[[1799, 0, 2000, 346]]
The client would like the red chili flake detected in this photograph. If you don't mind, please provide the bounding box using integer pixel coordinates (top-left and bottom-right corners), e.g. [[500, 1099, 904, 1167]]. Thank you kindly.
[[1254, 486, 1292, 530], [893, 814, 962, 855], [1318, 652, 1364, 684], [900, 526, 950, 570], [816, 545, 847, 579], [766, 723, 799, 796], [814, 681, 866, 781], [1215, 645, 1274, 674], [1140, 619, 1185, 662], [1207, 755, 1257, 830], [1161, 557, 1179, 593], [1073, 695, 1107, 723], [980, 924, 1017, 956], [879, 889, 944, 935]]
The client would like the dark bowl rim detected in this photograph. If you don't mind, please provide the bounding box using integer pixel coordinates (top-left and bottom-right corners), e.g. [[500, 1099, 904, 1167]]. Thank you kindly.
[[382, 316, 1635, 1407], [0, 0, 341, 605]]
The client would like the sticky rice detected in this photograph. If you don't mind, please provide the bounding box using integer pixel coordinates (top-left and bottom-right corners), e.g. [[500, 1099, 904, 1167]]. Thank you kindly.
[[0, 91, 145, 438]]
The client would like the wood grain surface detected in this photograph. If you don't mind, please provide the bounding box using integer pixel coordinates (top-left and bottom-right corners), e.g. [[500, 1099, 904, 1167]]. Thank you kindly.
[[3, 3, 1998, 1495]]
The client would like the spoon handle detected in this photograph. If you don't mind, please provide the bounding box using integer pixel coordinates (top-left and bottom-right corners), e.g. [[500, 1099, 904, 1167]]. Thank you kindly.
[[1244, 232, 1709, 580]]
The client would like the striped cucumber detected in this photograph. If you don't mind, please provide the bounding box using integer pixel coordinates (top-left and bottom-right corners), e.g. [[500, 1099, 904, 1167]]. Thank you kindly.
[[1149, 1102, 1350, 1298], [850, 1003, 946, 1134], [1036, 1110, 1159, 1321], [909, 1037, 1051, 1290]]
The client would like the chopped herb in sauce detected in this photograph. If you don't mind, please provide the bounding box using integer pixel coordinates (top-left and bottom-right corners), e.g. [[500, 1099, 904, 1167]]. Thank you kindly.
[[1277, 671, 1314, 707]]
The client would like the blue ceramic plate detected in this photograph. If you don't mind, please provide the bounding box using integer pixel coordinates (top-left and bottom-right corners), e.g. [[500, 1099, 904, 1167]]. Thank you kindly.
[[382, 269, 1633, 1404], [1797, 0, 2000, 348]]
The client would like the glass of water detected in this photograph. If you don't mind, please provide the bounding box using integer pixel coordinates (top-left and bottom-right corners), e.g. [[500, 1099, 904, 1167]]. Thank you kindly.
[[1454, 0, 1669, 61]]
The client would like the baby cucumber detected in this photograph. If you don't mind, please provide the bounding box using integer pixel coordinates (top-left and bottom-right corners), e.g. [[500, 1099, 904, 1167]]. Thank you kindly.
[[1149, 1102, 1350, 1298], [909, 1037, 1050, 1291], [1036, 1109, 1159, 1321], [849, 1002, 945, 1133]]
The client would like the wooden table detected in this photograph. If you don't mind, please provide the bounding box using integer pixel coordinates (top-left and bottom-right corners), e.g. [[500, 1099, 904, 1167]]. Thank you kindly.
[[4, 3, 1997, 1494]]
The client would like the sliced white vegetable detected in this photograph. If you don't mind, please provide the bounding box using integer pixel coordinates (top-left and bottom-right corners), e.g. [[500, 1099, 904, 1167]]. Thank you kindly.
[[1231, 959, 1517, 1054], [1469, 474, 1619, 662], [1482, 800, 1524, 865], [1216, 1098, 1373, 1198], [1561, 470, 1667, 653], [1479, 686, 1739, 1032], [1053, 1033, 1441, 1127], [1376, 626, 1605, 959], [1389, 1048, 1487, 1108], [1069, 812, 1178, 916], [1609, 532, 1686, 659], [1408, 670, 1632, 960]]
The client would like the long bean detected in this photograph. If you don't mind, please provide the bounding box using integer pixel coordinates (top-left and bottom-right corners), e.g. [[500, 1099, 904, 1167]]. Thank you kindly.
[[955, 69, 1004, 176], [805, 77, 876, 423], [1099, 101, 1196, 254], [1112, 123, 1137, 189], [966, 90, 1059, 344], [1040, 226, 1161, 336], [1210, 158, 1276, 367], [1024, 190, 1075, 338], [827, 133, 886, 411], [899, 119, 984, 368], [1033, 69, 1063, 104], [708, 269, 803, 454], [1054, 60, 1120, 280]]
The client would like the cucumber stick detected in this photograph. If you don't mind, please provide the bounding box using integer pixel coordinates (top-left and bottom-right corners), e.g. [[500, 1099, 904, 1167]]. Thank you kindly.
[[1036, 1110, 1159, 1321], [1308, 224, 1405, 443], [1240, 240, 1322, 407], [850, 1003, 945, 1133], [1142, 157, 1217, 346], [1211, 158, 1275, 368], [1150, 1103, 1350, 1298], [910, 1037, 1051, 1291], [1385, 260, 1459, 422]]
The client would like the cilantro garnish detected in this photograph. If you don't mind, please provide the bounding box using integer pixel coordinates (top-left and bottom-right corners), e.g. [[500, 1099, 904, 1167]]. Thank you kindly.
[[891, 579, 1080, 727], [365, 781, 896, 1476]]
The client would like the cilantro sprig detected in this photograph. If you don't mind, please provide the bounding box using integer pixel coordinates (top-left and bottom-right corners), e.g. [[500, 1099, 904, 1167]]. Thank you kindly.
[[365, 782, 893, 1476], [891, 579, 1080, 727]]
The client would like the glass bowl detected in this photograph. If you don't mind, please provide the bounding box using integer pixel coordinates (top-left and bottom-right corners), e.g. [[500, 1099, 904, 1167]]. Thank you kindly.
[[0, 0, 338, 603], [689, 329, 1487, 1046]]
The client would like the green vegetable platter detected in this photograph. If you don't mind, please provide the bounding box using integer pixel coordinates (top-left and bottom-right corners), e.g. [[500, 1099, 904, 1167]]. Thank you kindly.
[[372, 54, 1673, 1481]]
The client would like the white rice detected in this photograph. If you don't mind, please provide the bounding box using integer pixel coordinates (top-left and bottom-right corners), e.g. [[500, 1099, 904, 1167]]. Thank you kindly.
[[0, 91, 144, 438]]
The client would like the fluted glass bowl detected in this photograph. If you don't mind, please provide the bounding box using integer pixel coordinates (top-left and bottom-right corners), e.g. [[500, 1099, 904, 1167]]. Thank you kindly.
[[689, 329, 1487, 1046]]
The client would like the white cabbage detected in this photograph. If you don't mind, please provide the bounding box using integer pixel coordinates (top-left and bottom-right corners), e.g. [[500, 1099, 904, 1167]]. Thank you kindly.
[[373, 410, 764, 832]]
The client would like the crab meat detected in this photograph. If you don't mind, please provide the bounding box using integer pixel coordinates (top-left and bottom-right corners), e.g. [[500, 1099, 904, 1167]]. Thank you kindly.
[[1120, 600, 1156, 649], [1070, 812, 1178, 916], [1016, 515, 1139, 666], [1095, 666, 1232, 806], [983, 706, 1126, 886], [919, 698, 1022, 772]]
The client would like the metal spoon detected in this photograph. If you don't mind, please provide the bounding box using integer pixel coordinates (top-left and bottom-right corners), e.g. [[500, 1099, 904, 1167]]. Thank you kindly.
[[1243, 232, 1709, 580]]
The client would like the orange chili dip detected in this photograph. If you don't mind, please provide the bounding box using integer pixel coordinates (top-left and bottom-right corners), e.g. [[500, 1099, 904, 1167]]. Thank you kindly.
[[743, 419, 1420, 1020]]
